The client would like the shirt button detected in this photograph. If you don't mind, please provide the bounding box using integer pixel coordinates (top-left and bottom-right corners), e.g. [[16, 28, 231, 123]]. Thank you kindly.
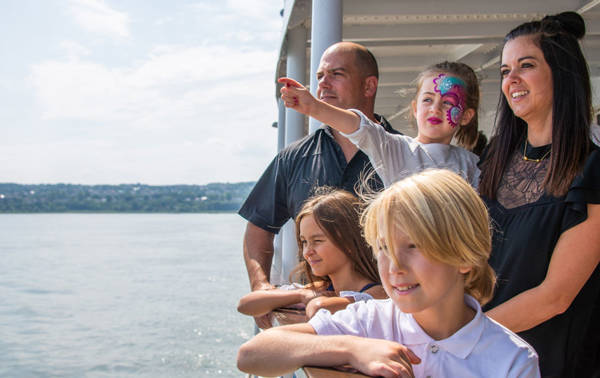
[[430, 344, 439, 353]]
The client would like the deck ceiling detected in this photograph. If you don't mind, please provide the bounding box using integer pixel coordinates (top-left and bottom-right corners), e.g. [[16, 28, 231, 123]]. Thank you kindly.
[[277, 0, 600, 136]]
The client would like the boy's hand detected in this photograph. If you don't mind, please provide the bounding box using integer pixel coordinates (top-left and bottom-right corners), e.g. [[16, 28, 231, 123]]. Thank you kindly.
[[348, 337, 421, 378], [278, 77, 317, 116]]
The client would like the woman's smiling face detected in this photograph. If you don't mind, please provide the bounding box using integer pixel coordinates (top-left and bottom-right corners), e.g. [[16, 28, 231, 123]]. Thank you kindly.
[[501, 36, 554, 126]]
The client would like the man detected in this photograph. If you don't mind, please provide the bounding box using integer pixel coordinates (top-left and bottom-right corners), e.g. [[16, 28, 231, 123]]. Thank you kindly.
[[238, 42, 399, 328]]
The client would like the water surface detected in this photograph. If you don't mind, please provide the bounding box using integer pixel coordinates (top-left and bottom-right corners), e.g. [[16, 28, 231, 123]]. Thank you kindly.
[[0, 213, 253, 377]]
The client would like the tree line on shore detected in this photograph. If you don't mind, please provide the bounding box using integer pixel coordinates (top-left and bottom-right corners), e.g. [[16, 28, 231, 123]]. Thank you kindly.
[[0, 182, 255, 213]]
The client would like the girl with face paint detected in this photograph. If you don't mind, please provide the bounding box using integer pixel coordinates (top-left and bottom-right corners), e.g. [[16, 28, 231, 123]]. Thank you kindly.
[[278, 61, 481, 189]]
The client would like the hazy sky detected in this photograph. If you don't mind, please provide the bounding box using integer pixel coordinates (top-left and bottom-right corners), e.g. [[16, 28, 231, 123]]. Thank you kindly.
[[1, 0, 282, 185]]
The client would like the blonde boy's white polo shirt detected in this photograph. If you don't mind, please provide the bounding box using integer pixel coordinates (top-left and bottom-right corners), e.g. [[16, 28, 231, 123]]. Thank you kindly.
[[309, 295, 540, 378]]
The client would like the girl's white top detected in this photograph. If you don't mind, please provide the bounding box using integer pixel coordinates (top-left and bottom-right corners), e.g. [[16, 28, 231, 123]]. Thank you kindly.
[[342, 110, 480, 188], [309, 294, 540, 378]]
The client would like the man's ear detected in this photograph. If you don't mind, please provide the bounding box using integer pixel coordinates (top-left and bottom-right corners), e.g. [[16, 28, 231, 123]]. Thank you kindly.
[[460, 108, 476, 126], [364, 76, 378, 98]]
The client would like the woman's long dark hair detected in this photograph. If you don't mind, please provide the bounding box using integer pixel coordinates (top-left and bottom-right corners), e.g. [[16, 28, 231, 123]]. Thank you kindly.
[[479, 11, 591, 198]]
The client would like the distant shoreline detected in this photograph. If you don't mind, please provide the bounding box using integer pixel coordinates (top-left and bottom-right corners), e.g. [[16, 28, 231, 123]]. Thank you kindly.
[[0, 182, 254, 213]]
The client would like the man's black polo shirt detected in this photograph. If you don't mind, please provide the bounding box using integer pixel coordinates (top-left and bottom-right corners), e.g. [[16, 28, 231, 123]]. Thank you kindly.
[[239, 115, 399, 234]]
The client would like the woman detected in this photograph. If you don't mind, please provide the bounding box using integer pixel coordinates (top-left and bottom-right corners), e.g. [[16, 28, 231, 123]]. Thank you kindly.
[[479, 12, 600, 377]]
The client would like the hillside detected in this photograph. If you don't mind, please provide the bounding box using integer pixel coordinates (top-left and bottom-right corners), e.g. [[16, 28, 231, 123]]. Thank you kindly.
[[0, 182, 255, 213]]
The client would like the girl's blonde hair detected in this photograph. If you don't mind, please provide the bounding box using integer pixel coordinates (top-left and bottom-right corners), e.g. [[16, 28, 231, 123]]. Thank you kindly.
[[414, 61, 480, 150], [291, 188, 379, 286], [361, 169, 495, 305]]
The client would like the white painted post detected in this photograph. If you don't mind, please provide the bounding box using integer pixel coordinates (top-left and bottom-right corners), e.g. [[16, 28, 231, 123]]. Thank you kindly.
[[308, 0, 342, 133], [277, 98, 286, 151], [285, 26, 308, 145], [279, 25, 308, 284], [270, 99, 287, 286]]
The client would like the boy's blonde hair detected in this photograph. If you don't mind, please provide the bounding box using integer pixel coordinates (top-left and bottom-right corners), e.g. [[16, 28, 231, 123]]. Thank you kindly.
[[362, 169, 495, 305]]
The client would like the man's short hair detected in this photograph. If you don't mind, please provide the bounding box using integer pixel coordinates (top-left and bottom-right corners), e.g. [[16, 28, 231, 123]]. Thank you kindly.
[[354, 47, 379, 80]]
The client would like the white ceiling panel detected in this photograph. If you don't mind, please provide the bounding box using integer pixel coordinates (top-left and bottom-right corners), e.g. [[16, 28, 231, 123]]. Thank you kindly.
[[277, 0, 600, 135]]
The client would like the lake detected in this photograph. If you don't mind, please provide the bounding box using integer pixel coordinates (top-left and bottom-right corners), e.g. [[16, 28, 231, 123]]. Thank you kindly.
[[0, 213, 255, 377]]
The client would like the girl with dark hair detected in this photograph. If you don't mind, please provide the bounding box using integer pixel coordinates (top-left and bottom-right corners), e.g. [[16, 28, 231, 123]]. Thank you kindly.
[[237, 189, 386, 324], [479, 11, 600, 377]]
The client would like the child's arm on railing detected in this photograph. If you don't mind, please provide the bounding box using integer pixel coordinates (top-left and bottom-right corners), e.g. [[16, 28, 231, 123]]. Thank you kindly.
[[305, 285, 388, 318], [305, 297, 355, 318], [237, 287, 317, 317], [278, 77, 361, 134], [237, 323, 420, 377]]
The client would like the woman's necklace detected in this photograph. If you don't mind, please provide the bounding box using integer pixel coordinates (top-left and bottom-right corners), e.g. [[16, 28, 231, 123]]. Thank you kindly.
[[522, 140, 551, 162]]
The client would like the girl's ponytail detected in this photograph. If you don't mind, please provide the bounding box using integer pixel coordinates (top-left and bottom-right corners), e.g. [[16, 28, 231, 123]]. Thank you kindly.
[[454, 116, 479, 151]]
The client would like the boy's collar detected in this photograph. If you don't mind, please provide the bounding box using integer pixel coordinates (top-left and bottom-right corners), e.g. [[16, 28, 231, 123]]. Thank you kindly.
[[399, 294, 484, 359]]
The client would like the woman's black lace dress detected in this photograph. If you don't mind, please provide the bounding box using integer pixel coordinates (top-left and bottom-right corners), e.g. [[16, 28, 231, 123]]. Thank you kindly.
[[480, 141, 600, 377]]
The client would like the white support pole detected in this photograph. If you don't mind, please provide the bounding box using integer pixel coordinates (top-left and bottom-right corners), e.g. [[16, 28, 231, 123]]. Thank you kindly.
[[277, 25, 308, 285], [279, 218, 298, 285], [285, 26, 308, 145], [308, 0, 342, 133], [270, 99, 287, 286], [277, 98, 286, 152]]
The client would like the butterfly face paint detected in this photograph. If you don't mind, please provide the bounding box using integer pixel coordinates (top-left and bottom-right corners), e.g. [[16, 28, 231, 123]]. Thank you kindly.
[[432, 74, 466, 128]]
